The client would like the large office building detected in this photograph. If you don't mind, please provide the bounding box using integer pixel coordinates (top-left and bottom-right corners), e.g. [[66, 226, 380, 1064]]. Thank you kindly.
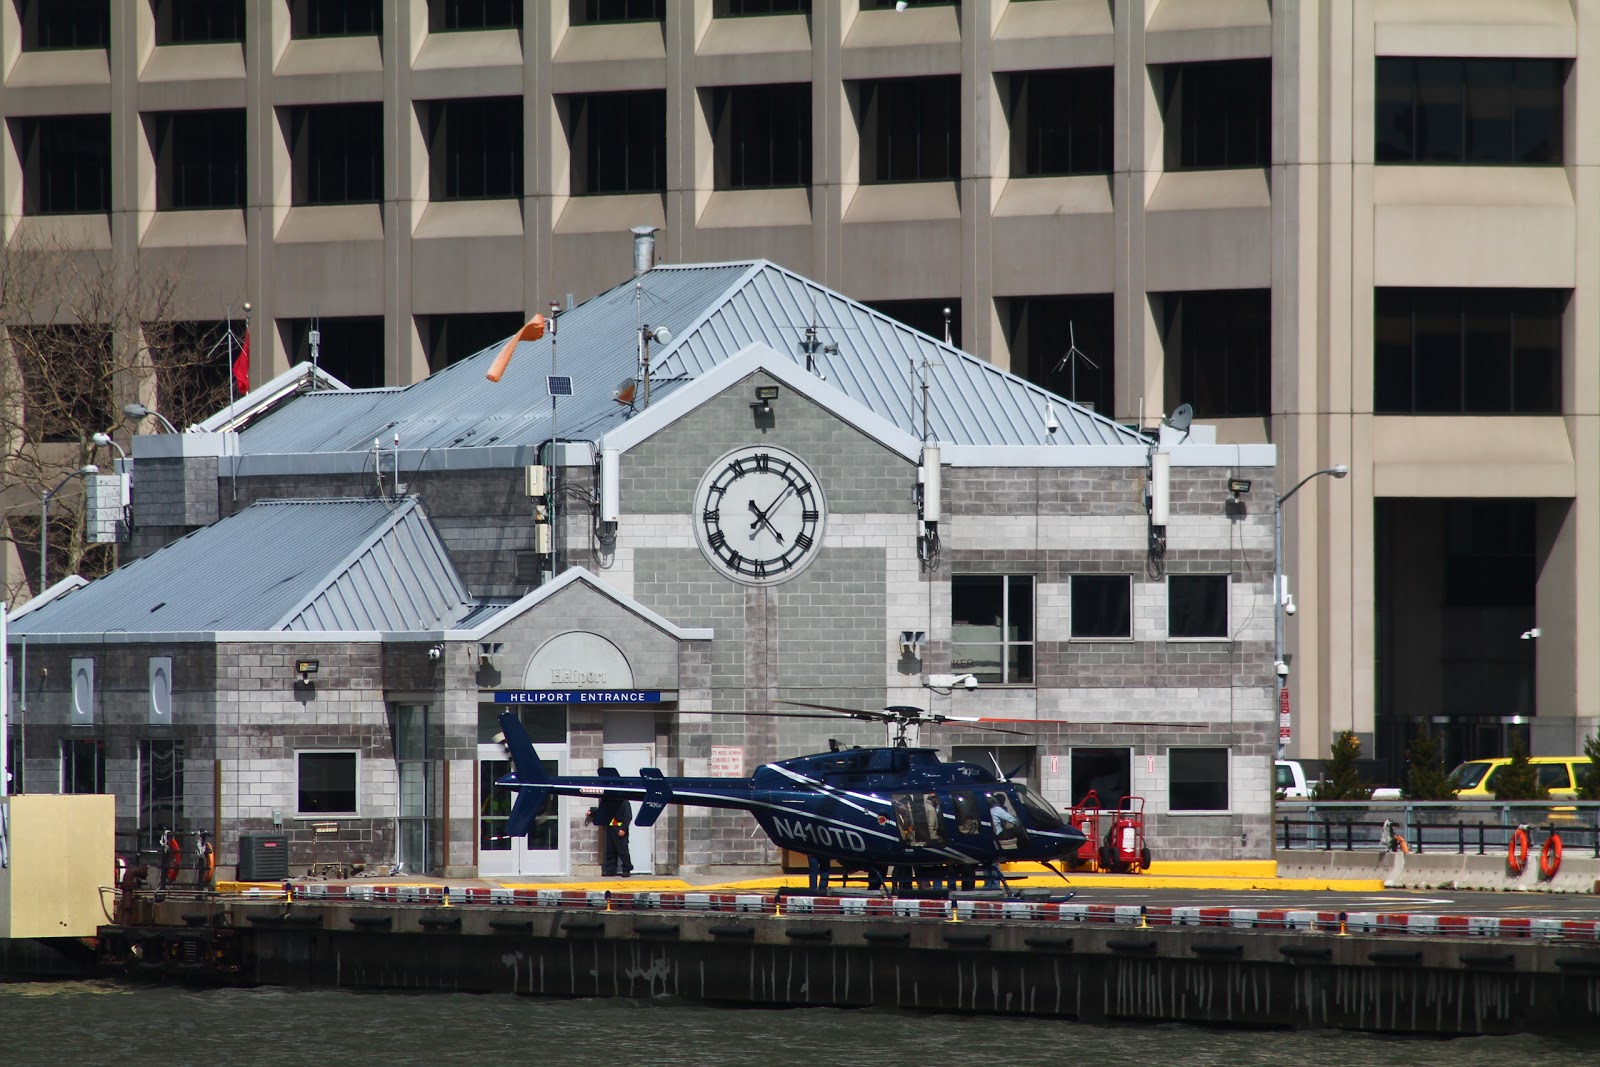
[[2, 0, 1597, 778]]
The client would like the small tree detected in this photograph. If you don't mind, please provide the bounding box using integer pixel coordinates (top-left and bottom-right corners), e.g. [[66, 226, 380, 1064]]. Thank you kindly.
[[1577, 733, 1600, 802], [0, 232, 232, 602], [1401, 722, 1459, 801], [1490, 736, 1548, 801], [1311, 730, 1375, 802]]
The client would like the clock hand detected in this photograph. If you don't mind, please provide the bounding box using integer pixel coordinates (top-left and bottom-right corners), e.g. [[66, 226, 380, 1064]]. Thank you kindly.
[[757, 482, 798, 521], [748, 499, 784, 544]]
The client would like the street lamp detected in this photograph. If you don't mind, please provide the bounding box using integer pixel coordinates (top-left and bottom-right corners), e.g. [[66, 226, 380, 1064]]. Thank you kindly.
[[1274, 464, 1349, 756], [92, 432, 127, 465], [122, 402, 179, 434], [40, 465, 98, 592]]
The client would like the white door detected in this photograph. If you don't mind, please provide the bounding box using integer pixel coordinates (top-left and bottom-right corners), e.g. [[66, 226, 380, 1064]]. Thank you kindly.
[[477, 743, 568, 877], [602, 743, 655, 876]]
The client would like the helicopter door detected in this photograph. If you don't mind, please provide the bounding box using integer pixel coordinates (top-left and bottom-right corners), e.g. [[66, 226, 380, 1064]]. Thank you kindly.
[[986, 792, 1027, 850], [890, 792, 946, 846], [951, 791, 982, 836]]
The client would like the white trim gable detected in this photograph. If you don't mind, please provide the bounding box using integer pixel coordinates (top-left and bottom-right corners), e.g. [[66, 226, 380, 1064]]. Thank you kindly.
[[455, 567, 714, 643], [600, 344, 923, 461]]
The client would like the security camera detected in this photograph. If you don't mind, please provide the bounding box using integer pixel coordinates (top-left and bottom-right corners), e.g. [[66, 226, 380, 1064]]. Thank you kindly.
[[427, 644, 443, 661], [1275, 660, 1290, 677], [962, 674, 978, 690], [1284, 597, 1296, 616], [1045, 404, 1059, 434]]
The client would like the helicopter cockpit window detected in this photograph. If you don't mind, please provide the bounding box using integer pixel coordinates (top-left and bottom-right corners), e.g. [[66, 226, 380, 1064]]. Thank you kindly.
[[987, 792, 1024, 848], [1014, 783, 1064, 830], [891, 791, 946, 846], [952, 791, 982, 835]]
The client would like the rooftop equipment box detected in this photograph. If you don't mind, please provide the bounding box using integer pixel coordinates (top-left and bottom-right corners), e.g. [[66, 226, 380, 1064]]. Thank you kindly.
[[237, 833, 289, 881]]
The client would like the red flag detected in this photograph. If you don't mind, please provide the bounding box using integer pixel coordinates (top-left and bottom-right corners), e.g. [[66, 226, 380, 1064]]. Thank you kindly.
[[486, 314, 546, 383], [233, 329, 250, 395]]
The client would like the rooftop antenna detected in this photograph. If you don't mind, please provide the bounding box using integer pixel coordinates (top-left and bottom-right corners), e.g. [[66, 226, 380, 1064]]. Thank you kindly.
[[308, 310, 322, 387], [1054, 321, 1099, 409], [943, 306, 952, 346]]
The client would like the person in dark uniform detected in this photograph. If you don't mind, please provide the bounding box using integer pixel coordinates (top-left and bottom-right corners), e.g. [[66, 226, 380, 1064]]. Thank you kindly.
[[587, 793, 634, 877]]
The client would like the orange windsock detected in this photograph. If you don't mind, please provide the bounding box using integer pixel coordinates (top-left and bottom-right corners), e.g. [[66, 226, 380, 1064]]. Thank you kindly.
[[486, 313, 547, 382]]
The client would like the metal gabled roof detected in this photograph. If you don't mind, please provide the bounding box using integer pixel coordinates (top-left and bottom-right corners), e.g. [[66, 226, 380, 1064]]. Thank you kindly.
[[235, 263, 752, 457], [232, 260, 1146, 459], [8, 497, 472, 638]]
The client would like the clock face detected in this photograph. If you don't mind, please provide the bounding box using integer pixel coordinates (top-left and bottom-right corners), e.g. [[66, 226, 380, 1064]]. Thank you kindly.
[[693, 446, 826, 584]]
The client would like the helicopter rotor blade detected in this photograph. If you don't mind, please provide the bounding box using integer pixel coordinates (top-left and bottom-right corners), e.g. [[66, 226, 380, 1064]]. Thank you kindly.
[[928, 720, 1033, 738], [775, 699, 893, 721]]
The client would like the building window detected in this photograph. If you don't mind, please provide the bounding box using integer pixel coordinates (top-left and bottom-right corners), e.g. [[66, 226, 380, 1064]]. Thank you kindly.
[[861, 0, 954, 6], [1376, 58, 1565, 166], [1008, 67, 1113, 177], [288, 104, 383, 205], [951, 575, 1034, 684], [1161, 60, 1270, 171], [1169, 747, 1229, 811], [138, 739, 185, 847], [426, 98, 524, 200], [1070, 747, 1130, 807], [286, 316, 385, 389], [289, 0, 381, 38], [155, 0, 245, 44], [61, 738, 106, 794], [858, 76, 960, 184], [715, 0, 808, 13], [1169, 575, 1228, 639], [429, 0, 523, 31], [297, 751, 358, 815], [394, 705, 430, 873], [147, 320, 236, 421], [478, 704, 567, 745], [1375, 288, 1563, 415], [866, 299, 960, 348], [1162, 289, 1271, 419], [712, 84, 811, 190], [1070, 574, 1131, 639], [565, 91, 667, 195], [572, 0, 663, 22], [12, 324, 113, 443], [421, 311, 526, 371], [20, 0, 107, 50], [1004, 294, 1113, 414], [153, 110, 247, 210], [18, 115, 112, 215]]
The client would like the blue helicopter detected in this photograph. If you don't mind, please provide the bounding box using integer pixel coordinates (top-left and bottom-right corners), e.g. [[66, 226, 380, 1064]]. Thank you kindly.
[[494, 704, 1091, 895]]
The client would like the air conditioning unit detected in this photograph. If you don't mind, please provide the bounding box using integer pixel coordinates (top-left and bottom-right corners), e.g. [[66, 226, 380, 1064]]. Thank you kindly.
[[237, 833, 290, 881]]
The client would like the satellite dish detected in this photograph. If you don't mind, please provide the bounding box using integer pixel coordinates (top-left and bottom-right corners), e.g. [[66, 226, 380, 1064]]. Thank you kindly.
[[649, 325, 671, 345], [1167, 403, 1194, 432], [613, 379, 637, 407]]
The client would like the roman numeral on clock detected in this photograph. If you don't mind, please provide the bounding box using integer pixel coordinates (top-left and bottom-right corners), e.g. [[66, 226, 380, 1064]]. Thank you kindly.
[[703, 508, 719, 525], [802, 510, 819, 524]]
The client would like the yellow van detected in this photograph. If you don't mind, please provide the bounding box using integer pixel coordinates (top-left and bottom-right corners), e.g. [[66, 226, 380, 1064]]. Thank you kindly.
[[1447, 756, 1594, 799]]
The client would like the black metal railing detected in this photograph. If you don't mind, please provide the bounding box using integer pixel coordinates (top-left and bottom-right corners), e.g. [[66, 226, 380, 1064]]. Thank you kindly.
[[1276, 800, 1600, 856]]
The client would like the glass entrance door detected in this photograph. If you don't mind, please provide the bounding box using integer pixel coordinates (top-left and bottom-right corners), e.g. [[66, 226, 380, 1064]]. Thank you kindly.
[[478, 747, 567, 877]]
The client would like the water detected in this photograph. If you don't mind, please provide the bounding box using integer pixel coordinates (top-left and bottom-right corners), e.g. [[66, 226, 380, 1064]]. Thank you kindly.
[[0, 982, 1594, 1067]]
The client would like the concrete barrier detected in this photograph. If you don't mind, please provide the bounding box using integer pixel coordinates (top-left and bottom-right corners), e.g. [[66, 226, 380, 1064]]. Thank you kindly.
[[1381, 847, 1600, 892]]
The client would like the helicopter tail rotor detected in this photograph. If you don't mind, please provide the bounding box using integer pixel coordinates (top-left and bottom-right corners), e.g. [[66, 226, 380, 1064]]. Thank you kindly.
[[498, 711, 553, 839]]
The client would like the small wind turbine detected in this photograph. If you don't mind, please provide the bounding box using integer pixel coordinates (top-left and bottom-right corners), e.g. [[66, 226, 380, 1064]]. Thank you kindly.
[[1054, 321, 1098, 409]]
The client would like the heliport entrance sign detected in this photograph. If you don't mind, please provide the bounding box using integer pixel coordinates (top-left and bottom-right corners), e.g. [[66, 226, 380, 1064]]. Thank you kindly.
[[495, 690, 665, 705]]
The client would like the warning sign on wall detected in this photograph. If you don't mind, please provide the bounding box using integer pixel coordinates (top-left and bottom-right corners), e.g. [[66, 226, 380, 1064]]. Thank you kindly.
[[710, 746, 745, 777], [1278, 686, 1292, 742]]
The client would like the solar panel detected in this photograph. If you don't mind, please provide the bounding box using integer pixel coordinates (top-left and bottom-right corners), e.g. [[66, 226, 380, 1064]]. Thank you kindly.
[[546, 375, 573, 397]]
